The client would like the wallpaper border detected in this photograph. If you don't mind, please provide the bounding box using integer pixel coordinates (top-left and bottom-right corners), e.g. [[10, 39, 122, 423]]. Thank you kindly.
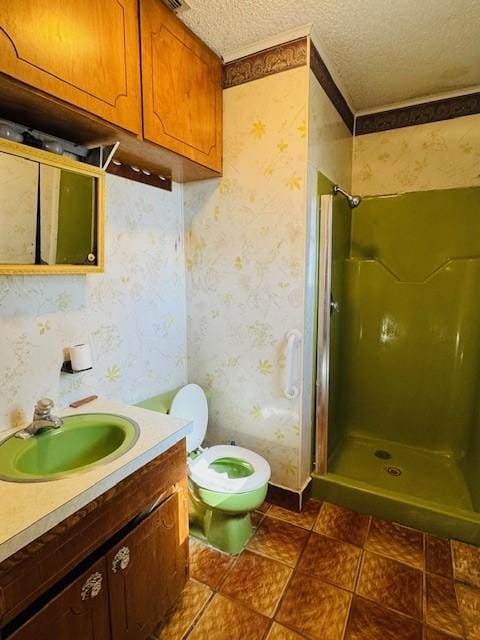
[[356, 91, 480, 135], [223, 37, 307, 89], [309, 42, 354, 133]]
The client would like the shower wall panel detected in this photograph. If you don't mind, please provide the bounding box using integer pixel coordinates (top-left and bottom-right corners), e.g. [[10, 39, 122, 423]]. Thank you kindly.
[[330, 187, 480, 456]]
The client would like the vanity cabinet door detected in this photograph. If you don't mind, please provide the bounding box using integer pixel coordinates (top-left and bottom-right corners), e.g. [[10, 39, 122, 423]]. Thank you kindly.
[[7, 558, 110, 640], [107, 490, 188, 640], [139, 0, 223, 173], [0, 0, 141, 134]]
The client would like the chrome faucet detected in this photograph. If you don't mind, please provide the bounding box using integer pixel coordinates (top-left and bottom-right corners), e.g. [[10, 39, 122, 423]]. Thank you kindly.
[[15, 398, 64, 439]]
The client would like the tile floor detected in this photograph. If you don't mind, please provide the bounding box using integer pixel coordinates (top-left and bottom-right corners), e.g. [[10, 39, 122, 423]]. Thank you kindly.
[[152, 500, 480, 640]]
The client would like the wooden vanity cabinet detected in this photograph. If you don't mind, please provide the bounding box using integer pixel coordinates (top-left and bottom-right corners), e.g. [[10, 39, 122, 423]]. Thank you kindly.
[[7, 558, 111, 640], [108, 491, 187, 640], [0, 0, 141, 135], [0, 440, 189, 640], [139, 0, 223, 173]]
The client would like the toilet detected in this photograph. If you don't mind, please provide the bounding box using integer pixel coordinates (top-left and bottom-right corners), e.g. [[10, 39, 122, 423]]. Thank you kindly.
[[136, 384, 271, 554]]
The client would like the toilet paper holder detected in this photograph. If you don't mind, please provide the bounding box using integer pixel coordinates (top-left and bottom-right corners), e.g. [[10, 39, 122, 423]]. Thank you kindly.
[[61, 343, 93, 374], [61, 360, 93, 374]]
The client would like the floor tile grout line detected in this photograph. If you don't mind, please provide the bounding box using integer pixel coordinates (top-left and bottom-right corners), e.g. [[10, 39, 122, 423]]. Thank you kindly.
[[313, 507, 371, 548], [265, 510, 318, 531], [365, 519, 426, 571], [422, 528, 426, 573], [339, 589, 354, 640], [184, 591, 218, 640], [244, 546, 297, 571], [273, 567, 354, 639], [264, 620, 309, 640], [364, 547, 426, 574], [262, 621, 272, 640], [352, 547, 364, 594], [272, 561, 298, 622], [216, 549, 294, 619], [453, 580, 468, 639], [354, 590, 426, 625], [308, 526, 369, 550], [354, 549, 366, 595], [290, 564, 359, 597], [260, 512, 317, 534], [267, 500, 322, 527], [363, 547, 425, 570], [423, 566, 427, 626], [365, 513, 373, 541], [214, 549, 240, 593], [268, 563, 294, 621], [311, 499, 326, 531], [310, 527, 371, 554], [181, 587, 215, 640], [246, 517, 310, 569], [426, 571, 467, 639], [355, 552, 425, 624], [295, 530, 362, 593], [244, 543, 300, 569]]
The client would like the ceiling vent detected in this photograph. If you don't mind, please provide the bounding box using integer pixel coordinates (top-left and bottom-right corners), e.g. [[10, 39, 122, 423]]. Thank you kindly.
[[162, 0, 191, 13]]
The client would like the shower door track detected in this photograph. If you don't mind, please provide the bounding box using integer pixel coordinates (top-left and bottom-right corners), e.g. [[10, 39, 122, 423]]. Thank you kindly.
[[315, 194, 333, 474]]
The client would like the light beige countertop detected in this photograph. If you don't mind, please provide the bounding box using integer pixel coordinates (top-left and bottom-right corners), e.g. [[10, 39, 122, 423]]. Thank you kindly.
[[0, 397, 191, 564]]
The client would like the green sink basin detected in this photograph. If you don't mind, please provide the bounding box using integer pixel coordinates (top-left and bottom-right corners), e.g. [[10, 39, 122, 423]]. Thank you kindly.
[[0, 413, 140, 482]]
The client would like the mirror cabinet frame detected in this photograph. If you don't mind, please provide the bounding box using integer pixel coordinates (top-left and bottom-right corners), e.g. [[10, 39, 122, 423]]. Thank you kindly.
[[0, 138, 105, 274]]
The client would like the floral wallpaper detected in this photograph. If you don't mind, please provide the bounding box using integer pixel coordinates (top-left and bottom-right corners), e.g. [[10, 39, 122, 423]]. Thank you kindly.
[[308, 70, 353, 192], [352, 113, 480, 195], [184, 66, 310, 489], [0, 174, 187, 431]]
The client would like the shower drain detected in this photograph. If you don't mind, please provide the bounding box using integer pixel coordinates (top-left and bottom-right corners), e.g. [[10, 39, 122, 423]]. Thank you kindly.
[[374, 450, 392, 460], [386, 466, 402, 477]]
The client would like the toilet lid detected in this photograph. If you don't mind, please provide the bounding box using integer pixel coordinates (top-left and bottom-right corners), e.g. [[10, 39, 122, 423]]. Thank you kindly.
[[169, 384, 208, 453]]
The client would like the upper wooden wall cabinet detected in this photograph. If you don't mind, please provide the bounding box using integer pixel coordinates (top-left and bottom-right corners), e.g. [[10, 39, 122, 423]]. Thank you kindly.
[[0, 0, 142, 135], [139, 0, 222, 173], [0, 0, 222, 181]]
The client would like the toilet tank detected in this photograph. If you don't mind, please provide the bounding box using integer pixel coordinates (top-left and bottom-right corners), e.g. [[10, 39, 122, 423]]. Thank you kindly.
[[135, 388, 180, 414]]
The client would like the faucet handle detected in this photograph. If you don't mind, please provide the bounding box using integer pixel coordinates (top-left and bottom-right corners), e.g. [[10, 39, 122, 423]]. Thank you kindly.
[[35, 398, 54, 414]]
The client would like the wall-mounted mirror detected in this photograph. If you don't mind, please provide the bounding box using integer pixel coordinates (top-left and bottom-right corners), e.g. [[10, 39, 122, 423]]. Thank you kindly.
[[0, 139, 104, 274]]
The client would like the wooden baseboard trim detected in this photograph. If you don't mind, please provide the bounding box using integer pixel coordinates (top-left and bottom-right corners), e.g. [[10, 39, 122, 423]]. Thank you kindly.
[[267, 480, 312, 513]]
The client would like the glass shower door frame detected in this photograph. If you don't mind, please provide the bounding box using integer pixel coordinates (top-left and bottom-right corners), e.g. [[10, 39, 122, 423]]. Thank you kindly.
[[315, 194, 333, 474]]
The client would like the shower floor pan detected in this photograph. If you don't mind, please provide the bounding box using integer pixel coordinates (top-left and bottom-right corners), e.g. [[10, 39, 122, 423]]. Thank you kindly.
[[311, 433, 480, 545]]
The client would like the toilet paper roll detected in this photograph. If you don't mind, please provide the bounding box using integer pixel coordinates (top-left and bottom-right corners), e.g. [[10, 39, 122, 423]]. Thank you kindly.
[[69, 343, 92, 371]]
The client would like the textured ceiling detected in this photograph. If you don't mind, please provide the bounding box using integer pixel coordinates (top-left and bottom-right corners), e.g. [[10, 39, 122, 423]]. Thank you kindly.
[[179, 0, 480, 112]]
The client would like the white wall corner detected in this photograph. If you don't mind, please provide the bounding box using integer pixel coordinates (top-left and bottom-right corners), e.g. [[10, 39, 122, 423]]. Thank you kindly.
[[309, 27, 356, 117], [223, 23, 313, 63]]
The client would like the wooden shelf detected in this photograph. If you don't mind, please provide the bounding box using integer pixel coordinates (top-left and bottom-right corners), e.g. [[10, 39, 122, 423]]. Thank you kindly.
[[0, 73, 221, 184]]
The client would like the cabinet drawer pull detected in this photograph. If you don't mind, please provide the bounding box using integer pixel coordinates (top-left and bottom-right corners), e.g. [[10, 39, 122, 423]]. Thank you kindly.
[[112, 546, 130, 572], [80, 572, 103, 600]]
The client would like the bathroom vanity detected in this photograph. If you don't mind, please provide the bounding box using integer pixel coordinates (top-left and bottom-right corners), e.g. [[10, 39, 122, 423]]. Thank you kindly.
[[0, 399, 191, 639]]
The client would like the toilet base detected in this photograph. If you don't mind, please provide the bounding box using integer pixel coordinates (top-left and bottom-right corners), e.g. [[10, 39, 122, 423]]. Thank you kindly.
[[203, 510, 253, 554], [189, 482, 267, 554], [190, 510, 253, 555]]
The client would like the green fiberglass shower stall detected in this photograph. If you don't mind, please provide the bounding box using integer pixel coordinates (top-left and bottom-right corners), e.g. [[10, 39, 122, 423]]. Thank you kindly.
[[312, 181, 480, 544]]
